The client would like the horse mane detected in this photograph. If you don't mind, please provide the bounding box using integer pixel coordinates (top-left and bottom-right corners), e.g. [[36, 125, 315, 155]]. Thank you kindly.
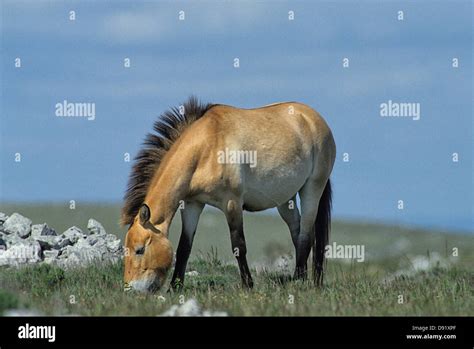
[[121, 96, 215, 226]]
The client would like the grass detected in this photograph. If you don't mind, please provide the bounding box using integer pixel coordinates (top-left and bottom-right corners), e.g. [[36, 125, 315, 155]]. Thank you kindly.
[[0, 256, 472, 316], [0, 204, 473, 316]]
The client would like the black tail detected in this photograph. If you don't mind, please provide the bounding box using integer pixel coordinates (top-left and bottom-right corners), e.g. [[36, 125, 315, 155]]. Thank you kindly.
[[313, 178, 332, 286]]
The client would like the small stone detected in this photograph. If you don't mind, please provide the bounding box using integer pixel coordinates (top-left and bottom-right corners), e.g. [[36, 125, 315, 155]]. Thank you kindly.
[[58, 245, 73, 259], [69, 244, 103, 264], [106, 237, 122, 253], [185, 270, 199, 277], [86, 234, 100, 246], [43, 250, 59, 259], [34, 235, 60, 250], [3, 213, 32, 238], [31, 223, 56, 237], [56, 237, 73, 249], [93, 238, 107, 250], [4, 233, 26, 248], [161, 299, 228, 317], [161, 299, 201, 316], [61, 226, 86, 244], [0, 212, 8, 224], [87, 219, 106, 235], [0, 241, 42, 266], [58, 253, 82, 268], [75, 238, 90, 248], [42, 257, 56, 265]]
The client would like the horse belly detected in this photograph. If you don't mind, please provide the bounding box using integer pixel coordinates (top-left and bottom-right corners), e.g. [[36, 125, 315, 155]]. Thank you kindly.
[[242, 159, 311, 211]]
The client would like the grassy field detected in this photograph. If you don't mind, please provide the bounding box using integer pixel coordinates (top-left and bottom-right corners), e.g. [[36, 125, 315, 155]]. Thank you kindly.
[[0, 203, 473, 316]]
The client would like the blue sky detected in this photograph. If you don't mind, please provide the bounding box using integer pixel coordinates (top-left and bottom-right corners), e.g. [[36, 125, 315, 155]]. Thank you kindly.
[[1, 0, 472, 232]]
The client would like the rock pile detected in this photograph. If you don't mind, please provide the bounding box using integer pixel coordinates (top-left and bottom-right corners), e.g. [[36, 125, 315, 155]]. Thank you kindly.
[[0, 212, 123, 269]]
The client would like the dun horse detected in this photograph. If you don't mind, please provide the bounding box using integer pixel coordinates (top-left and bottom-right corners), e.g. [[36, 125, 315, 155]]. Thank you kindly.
[[122, 97, 336, 292]]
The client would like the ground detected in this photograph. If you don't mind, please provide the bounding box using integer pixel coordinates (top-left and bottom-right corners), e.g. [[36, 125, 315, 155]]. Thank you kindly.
[[0, 204, 473, 316]]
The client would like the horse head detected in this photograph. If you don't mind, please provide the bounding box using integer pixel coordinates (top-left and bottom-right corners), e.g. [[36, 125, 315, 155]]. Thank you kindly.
[[123, 204, 173, 293]]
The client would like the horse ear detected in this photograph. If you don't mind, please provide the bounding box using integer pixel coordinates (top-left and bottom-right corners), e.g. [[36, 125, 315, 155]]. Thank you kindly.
[[139, 204, 151, 225]]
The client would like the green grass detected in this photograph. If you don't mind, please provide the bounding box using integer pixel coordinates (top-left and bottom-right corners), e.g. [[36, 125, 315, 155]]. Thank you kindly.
[[0, 204, 473, 316], [0, 257, 472, 316]]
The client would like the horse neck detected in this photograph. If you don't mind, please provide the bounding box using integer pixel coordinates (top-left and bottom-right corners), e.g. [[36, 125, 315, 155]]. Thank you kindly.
[[144, 144, 194, 233]]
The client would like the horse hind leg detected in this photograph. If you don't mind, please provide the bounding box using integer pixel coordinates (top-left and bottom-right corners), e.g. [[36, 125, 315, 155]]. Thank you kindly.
[[277, 195, 301, 249], [294, 178, 326, 280]]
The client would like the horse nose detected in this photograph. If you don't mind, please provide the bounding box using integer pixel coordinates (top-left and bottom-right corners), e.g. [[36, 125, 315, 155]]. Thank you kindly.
[[123, 282, 131, 292]]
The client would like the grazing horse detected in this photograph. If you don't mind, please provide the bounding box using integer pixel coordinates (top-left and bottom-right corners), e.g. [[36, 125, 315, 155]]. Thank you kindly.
[[122, 97, 336, 292]]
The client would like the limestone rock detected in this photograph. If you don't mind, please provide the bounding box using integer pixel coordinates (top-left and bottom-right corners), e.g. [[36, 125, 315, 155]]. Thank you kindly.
[[3, 213, 32, 238]]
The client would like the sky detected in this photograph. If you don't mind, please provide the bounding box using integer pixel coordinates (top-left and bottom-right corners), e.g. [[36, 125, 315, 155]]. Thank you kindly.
[[1, 0, 472, 233]]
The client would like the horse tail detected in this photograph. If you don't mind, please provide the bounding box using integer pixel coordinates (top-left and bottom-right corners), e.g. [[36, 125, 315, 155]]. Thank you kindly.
[[313, 178, 332, 286]]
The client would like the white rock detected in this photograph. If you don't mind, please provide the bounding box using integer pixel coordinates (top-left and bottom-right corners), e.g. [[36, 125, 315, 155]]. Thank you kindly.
[[86, 235, 100, 246], [1, 214, 123, 269], [161, 299, 228, 317], [56, 253, 82, 268], [74, 237, 91, 249], [58, 245, 72, 259], [63, 244, 104, 267], [62, 226, 86, 244], [87, 219, 106, 235], [4, 234, 29, 248], [272, 254, 292, 273], [3, 213, 32, 238], [43, 249, 59, 259], [162, 299, 201, 316], [56, 237, 73, 249], [106, 237, 122, 253], [0, 212, 8, 224], [0, 241, 42, 266], [92, 238, 107, 250], [185, 270, 199, 277], [34, 235, 60, 250], [31, 223, 56, 237], [42, 250, 60, 265]]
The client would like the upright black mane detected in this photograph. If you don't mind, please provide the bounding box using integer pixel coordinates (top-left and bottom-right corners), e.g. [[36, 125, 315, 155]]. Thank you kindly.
[[121, 96, 214, 226]]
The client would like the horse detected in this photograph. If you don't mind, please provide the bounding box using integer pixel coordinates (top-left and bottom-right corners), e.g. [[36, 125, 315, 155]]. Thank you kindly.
[[122, 97, 336, 292]]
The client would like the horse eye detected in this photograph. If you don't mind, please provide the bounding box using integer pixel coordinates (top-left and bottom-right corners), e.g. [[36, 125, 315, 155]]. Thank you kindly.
[[135, 246, 145, 255]]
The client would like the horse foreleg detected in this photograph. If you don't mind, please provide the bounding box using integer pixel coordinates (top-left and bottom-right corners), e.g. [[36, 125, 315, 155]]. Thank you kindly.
[[225, 199, 254, 289], [170, 202, 204, 290]]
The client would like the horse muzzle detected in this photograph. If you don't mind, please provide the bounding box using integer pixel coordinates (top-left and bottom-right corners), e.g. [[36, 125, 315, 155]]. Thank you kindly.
[[123, 278, 161, 293]]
